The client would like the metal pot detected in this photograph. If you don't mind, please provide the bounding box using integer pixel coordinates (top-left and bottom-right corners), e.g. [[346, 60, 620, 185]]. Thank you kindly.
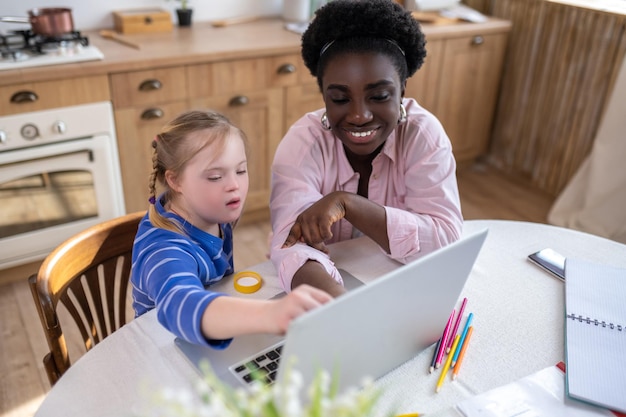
[[1, 8, 74, 37]]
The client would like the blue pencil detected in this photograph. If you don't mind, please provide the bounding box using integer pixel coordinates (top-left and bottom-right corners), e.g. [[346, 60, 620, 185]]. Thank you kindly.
[[451, 312, 473, 367]]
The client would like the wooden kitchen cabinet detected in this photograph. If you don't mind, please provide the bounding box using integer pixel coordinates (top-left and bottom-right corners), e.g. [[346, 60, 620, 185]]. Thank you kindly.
[[284, 81, 325, 132], [110, 67, 187, 108], [284, 55, 325, 132], [0, 75, 109, 116], [111, 54, 307, 219], [405, 39, 445, 113], [113, 101, 190, 212], [192, 55, 301, 97], [110, 66, 191, 213], [405, 30, 509, 164]]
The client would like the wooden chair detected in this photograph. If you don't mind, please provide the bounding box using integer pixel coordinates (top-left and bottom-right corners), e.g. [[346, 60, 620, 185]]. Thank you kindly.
[[28, 211, 145, 386]]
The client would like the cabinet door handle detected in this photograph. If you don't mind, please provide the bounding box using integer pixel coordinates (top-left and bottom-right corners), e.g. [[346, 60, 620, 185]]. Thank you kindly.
[[10, 90, 39, 103], [141, 108, 164, 120], [138, 79, 163, 91], [229, 95, 249, 107], [277, 63, 296, 74], [471, 36, 484, 46]]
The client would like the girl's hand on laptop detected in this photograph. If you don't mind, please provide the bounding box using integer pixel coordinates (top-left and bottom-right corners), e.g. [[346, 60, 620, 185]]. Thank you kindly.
[[269, 285, 332, 335]]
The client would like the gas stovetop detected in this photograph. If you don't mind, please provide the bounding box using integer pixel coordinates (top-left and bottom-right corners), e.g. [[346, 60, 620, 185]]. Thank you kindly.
[[0, 30, 103, 71]]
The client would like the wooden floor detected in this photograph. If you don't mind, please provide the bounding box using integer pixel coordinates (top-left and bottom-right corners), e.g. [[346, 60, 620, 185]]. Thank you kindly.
[[0, 163, 555, 417]]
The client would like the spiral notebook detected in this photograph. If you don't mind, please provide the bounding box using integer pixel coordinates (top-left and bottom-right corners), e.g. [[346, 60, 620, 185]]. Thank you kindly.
[[564, 258, 626, 413]]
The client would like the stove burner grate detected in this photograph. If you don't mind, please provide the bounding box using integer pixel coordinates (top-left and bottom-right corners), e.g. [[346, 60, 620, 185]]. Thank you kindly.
[[0, 30, 89, 55]]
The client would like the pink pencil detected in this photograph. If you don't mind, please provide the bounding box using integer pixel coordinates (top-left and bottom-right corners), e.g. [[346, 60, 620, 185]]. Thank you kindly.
[[446, 297, 468, 353], [435, 309, 455, 369]]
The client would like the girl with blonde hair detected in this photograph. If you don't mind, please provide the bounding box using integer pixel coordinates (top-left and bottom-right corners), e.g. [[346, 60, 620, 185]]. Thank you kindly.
[[131, 110, 331, 347]]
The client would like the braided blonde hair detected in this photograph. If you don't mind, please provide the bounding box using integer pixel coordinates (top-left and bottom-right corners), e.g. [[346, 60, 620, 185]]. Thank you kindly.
[[148, 110, 248, 234]]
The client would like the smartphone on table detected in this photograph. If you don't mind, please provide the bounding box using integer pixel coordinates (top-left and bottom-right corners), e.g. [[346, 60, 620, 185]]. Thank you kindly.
[[527, 248, 566, 281]]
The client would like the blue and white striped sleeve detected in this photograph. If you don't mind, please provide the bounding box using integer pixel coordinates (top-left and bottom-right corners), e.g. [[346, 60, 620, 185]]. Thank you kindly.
[[140, 242, 231, 348]]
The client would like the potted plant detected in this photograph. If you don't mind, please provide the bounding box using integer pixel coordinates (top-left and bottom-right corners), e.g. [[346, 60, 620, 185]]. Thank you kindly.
[[170, 0, 193, 26]]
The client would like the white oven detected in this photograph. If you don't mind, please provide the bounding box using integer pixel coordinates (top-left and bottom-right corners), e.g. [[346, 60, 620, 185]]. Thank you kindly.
[[0, 101, 125, 269]]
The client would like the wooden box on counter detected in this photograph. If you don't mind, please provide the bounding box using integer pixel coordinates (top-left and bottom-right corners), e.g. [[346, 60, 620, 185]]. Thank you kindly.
[[113, 8, 173, 34]]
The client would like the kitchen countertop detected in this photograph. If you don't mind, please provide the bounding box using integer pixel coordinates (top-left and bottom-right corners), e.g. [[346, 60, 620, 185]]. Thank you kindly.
[[0, 16, 511, 87]]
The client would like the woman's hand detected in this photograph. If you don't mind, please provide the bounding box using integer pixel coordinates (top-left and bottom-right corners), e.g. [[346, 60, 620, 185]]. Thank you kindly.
[[281, 191, 390, 255], [267, 284, 333, 334], [282, 191, 347, 253]]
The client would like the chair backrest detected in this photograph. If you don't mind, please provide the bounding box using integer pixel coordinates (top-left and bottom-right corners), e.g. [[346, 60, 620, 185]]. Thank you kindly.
[[29, 211, 145, 386]]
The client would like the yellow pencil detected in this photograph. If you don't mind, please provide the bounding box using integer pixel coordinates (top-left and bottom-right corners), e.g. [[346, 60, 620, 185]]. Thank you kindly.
[[452, 326, 474, 380], [436, 334, 460, 393]]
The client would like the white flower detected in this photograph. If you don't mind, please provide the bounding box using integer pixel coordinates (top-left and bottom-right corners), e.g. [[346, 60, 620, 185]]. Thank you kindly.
[[141, 359, 396, 417]]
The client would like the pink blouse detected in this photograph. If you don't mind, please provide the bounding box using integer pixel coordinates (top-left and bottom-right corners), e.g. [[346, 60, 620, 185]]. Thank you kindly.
[[270, 98, 463, 291]]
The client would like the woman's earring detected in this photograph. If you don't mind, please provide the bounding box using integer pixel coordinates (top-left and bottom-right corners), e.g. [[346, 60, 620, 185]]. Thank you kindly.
[[321, 112, 332, 130], [398, 103, 407, 124]]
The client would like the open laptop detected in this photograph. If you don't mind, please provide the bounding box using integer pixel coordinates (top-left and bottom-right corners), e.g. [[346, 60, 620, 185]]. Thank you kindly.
[[175, 228, 488, 393]]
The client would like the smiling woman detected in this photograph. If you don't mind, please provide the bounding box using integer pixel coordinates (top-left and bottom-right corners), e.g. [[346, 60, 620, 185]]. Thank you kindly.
[[269, 0, 463, 298]]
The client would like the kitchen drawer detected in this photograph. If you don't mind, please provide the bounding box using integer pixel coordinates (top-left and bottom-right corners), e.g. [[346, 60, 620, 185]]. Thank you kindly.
[[189, 54, 303, 97], [110, 67, 188, 108], [267, 54, 304, 88], [0, 75, 110, 116]]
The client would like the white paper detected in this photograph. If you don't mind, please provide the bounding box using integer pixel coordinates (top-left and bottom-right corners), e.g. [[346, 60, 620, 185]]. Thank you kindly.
[[456, 366, 614, 417]]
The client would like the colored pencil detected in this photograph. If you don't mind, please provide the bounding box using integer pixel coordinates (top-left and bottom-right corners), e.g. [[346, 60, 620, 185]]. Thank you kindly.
[[436, 334, 460, 393], [429, 337, 442, 374], [446, 297, 468, 353], [435, 309, 455, 369], [451, 312, 474, 367], [452, 325, 474, 380]]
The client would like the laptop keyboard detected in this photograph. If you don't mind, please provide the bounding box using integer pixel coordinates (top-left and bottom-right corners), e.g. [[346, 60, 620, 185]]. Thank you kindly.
[[229, 342, 284, 385]]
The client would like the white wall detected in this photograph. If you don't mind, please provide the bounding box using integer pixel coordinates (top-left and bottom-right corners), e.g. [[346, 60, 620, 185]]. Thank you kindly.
[[0, 0, 282, 32]]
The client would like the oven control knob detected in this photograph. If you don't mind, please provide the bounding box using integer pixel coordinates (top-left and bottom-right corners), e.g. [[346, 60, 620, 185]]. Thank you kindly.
[[53, 121, 67, 134], [21, 123, 39, 140], [0, 130, 7, 144]]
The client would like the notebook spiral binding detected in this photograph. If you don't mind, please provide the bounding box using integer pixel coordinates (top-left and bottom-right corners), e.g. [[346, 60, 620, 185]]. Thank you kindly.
[[567, 314, 624, 331]]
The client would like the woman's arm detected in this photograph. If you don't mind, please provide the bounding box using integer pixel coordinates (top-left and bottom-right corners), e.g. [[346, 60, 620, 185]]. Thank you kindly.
[[282, 191, 389, 254], [290, 260, 348, 297]]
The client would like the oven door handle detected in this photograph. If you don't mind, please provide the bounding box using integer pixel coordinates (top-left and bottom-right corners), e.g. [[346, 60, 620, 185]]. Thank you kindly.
[[0, 149, 96, 183]]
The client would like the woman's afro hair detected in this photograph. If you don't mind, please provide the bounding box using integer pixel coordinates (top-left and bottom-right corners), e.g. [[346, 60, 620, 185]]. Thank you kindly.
[[301, 0, 426, 80]]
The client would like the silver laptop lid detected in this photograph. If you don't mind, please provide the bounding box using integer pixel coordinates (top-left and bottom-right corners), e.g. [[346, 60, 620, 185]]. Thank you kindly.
[[277, 228, 488, 393]]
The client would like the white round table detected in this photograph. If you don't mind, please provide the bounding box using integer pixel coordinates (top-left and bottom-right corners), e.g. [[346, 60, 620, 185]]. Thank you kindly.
[[34, 220, 626, 417]]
